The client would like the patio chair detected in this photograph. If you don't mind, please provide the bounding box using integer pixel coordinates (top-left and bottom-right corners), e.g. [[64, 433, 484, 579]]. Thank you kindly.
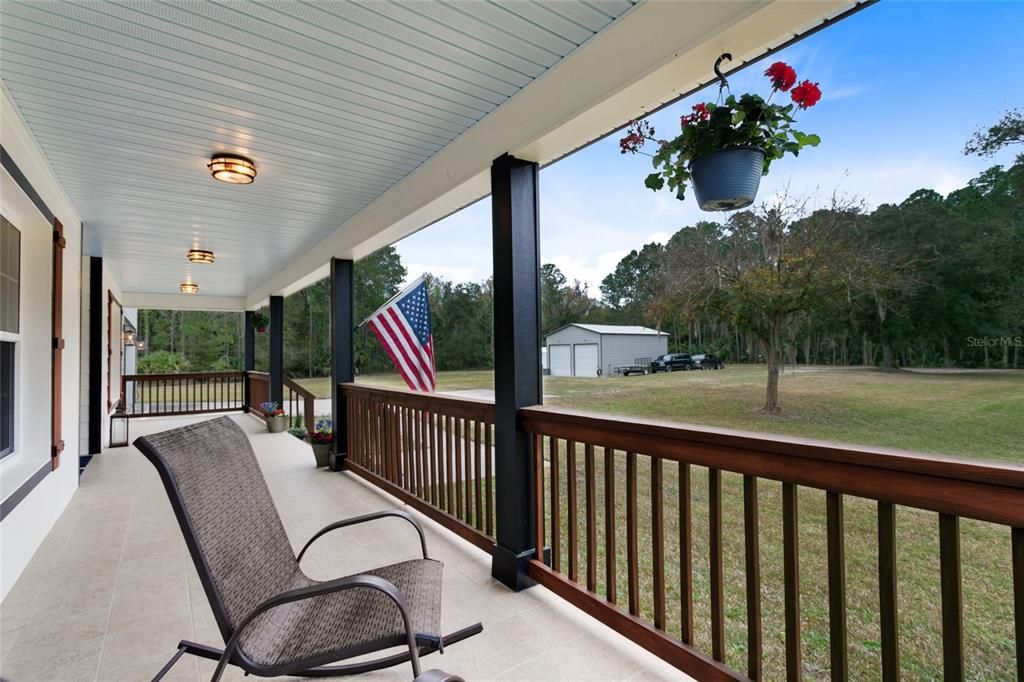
[[135, 415, 482, 682]]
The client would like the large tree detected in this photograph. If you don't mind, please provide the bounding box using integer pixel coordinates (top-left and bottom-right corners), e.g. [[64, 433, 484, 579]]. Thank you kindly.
[[654, 197, 898, 412]]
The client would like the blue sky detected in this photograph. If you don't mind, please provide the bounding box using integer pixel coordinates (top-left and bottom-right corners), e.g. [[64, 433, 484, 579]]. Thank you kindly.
[[398, 1, 1024, 289]]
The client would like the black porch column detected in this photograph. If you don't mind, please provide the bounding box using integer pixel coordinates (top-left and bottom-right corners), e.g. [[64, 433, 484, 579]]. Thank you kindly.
[[330, 258, 354, 466], [243, 310, 254, 411], [269, 295, 284, 405], [490, 153, 542, 591]]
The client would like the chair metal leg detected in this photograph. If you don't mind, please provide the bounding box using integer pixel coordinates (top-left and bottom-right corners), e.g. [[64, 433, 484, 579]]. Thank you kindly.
[[151, 644, 187, 682], [167, 623, 483, 680]]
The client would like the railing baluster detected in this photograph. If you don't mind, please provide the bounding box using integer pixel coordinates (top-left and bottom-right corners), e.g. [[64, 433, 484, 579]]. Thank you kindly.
[[551, 437, 561, 572], [428, 410, 438, 506], [453, 417, 462, 519], [534, 433, 545, 559], [604, 447, 617, 604], [744, 474, 762, 680], [446, 415, 456, 514], [567, 439, 578, 582], [474, 421, 483, 531], [1013, 527, 1024, 681], [878, 501, 899, 682], [626, 451, 639, 616], [827, 491, 848, 682], [485, 421, 493, 537], [679, 462, 693, 644], [586, 443, 598, 593], [783, 481, 802, 681], [939, 513, 963, 682], [652, 456, 665, 630], [463, 418, 473, 523], [710, 468, 724, 661]]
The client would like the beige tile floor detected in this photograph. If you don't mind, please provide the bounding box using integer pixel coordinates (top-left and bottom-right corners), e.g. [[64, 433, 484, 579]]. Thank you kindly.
[[0, 413, 689, 682]]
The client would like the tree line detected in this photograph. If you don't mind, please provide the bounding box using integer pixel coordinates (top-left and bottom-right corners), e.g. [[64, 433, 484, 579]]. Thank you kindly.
[[137, 158, 1022, 395]]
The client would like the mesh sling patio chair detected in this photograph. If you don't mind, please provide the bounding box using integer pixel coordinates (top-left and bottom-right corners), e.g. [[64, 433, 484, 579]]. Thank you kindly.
[[135, 416, 482, 682]]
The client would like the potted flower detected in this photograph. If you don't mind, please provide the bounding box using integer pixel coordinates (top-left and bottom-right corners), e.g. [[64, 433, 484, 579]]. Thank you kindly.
[[260, 401, 287, 433], [253, 311, 269, 334], [307, 418, 333, 468], [620, 60, 822, 211]]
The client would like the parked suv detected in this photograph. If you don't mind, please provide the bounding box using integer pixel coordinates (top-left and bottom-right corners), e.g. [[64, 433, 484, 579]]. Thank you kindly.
[[650, 353, 695, 373], [692, 353, 725, 370]]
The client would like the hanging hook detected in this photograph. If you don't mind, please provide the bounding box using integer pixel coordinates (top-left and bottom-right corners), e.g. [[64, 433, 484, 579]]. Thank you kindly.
[[714, 53, 732, 92]]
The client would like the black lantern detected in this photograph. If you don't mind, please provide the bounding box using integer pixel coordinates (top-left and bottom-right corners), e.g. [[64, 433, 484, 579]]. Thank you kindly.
[[110, 408, 129, 448]]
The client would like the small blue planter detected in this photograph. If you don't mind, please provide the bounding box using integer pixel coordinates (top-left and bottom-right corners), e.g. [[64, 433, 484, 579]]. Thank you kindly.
[[690, 146, 766, 211]]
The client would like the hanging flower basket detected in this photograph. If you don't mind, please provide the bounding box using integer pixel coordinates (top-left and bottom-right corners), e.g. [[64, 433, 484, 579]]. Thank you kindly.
[[253, 311, 269, 334], [620, 59, 822, 212], [689, 146, 767, 211]]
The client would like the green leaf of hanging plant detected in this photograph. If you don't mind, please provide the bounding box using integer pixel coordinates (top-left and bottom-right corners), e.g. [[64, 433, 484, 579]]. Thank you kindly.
[[732, 109, 746, 125], [645, 173, 664, 191], [803, 133, 821, 147]]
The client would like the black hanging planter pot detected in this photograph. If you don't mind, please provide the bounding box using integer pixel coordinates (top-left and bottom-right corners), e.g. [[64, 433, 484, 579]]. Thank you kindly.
[[689, 146, 766, 212]]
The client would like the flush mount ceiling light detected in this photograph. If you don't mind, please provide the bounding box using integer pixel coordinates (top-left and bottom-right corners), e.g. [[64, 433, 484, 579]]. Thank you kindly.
[[187, 248, 215, 264], [180, 282, 199, 294], [207, 153, 256, 184]]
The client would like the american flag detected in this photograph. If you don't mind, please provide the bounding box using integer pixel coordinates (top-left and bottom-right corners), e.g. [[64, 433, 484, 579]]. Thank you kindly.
[[364, 277, 435, 392]]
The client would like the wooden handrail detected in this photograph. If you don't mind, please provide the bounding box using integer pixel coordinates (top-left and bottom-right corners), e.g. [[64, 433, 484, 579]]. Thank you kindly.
[[341, 383, 494, 422], [521, 404, 1024, 527], [124, 371, 246, 381]]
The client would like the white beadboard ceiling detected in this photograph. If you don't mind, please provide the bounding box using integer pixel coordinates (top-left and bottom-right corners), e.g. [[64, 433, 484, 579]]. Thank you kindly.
[[0, 0, 635, 297], [2, 0, 859, 305]]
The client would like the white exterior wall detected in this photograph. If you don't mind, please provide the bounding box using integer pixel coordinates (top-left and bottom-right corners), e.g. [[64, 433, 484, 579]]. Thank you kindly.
[[545, 326, 601, 377], [1, 88, 83, 600], [600, 334, 669, 377]]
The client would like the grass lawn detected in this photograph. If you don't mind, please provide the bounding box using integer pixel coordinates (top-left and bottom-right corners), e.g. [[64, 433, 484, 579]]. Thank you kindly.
[[303, 364, 1024, 461], [301, 365, 1024, 679]]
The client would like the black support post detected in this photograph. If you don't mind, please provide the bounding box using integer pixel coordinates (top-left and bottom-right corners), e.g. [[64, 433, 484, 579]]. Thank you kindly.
[[269, 295, 283, 406], [330, 258, 354, 466], [243, 310, 254, 411], [88, 257, 103, 455], [490, 154, 542, 591]]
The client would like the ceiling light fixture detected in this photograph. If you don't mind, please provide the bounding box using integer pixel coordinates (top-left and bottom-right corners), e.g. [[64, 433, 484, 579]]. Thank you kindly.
[[207, 153, 256, 184], [187, 248, 215, 264], [180, 282, 199, 294]]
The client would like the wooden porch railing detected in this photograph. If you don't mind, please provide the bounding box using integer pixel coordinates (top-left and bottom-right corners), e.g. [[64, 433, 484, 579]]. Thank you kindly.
[[123, 371, 317, 434], [244, 371, 317, 434], [341, 383, 496, 553], [122, 371, 246, 417], [520, 405, 1024, 682]]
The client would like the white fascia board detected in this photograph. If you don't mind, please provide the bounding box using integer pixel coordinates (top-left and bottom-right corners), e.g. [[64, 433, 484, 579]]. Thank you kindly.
[[246, 0, 857, 308], [121, 292, 246, 312]]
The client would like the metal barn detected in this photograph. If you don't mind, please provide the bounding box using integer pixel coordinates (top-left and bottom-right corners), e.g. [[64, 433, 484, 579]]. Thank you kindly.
[[545, 324, 669, 377]]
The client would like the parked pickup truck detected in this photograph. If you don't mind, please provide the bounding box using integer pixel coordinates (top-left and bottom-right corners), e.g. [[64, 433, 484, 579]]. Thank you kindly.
[[650, 353, 695, 373], [692, 353, 725, 370]]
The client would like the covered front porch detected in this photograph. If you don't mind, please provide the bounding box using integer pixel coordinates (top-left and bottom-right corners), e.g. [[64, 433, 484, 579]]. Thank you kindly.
[[1, 412, 681, 681]]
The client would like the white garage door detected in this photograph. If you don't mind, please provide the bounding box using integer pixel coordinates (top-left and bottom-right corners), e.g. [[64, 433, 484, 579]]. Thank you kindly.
[[573, 344, 599, 377], [549, 345, 572, 377]]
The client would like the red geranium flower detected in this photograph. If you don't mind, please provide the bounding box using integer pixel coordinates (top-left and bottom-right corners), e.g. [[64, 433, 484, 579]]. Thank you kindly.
[[764, 61, 797, 92], [681, 103, 711, 128], [791, 80, 822, 109]]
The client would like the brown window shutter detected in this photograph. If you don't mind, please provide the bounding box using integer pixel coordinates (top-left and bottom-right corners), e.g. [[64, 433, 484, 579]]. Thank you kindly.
[[51, 218, 65, 469]]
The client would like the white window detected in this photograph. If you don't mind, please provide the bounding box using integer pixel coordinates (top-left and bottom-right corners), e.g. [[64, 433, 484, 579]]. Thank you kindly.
[[0, 215, 20, 459]]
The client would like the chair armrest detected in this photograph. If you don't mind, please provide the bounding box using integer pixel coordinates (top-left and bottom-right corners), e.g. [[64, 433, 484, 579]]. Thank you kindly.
[[297, 509, 428, 562], [212, 573, 419, 681]]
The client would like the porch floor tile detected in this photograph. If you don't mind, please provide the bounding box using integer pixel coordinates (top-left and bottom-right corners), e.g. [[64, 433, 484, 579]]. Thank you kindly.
[[1, 413, 688, 682]]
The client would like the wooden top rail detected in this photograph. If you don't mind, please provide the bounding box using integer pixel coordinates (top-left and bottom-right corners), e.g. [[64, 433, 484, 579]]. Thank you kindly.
[[341, 383, 495, 422], [521, 405, 1024, 527], [123, 371, 246, 381]]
